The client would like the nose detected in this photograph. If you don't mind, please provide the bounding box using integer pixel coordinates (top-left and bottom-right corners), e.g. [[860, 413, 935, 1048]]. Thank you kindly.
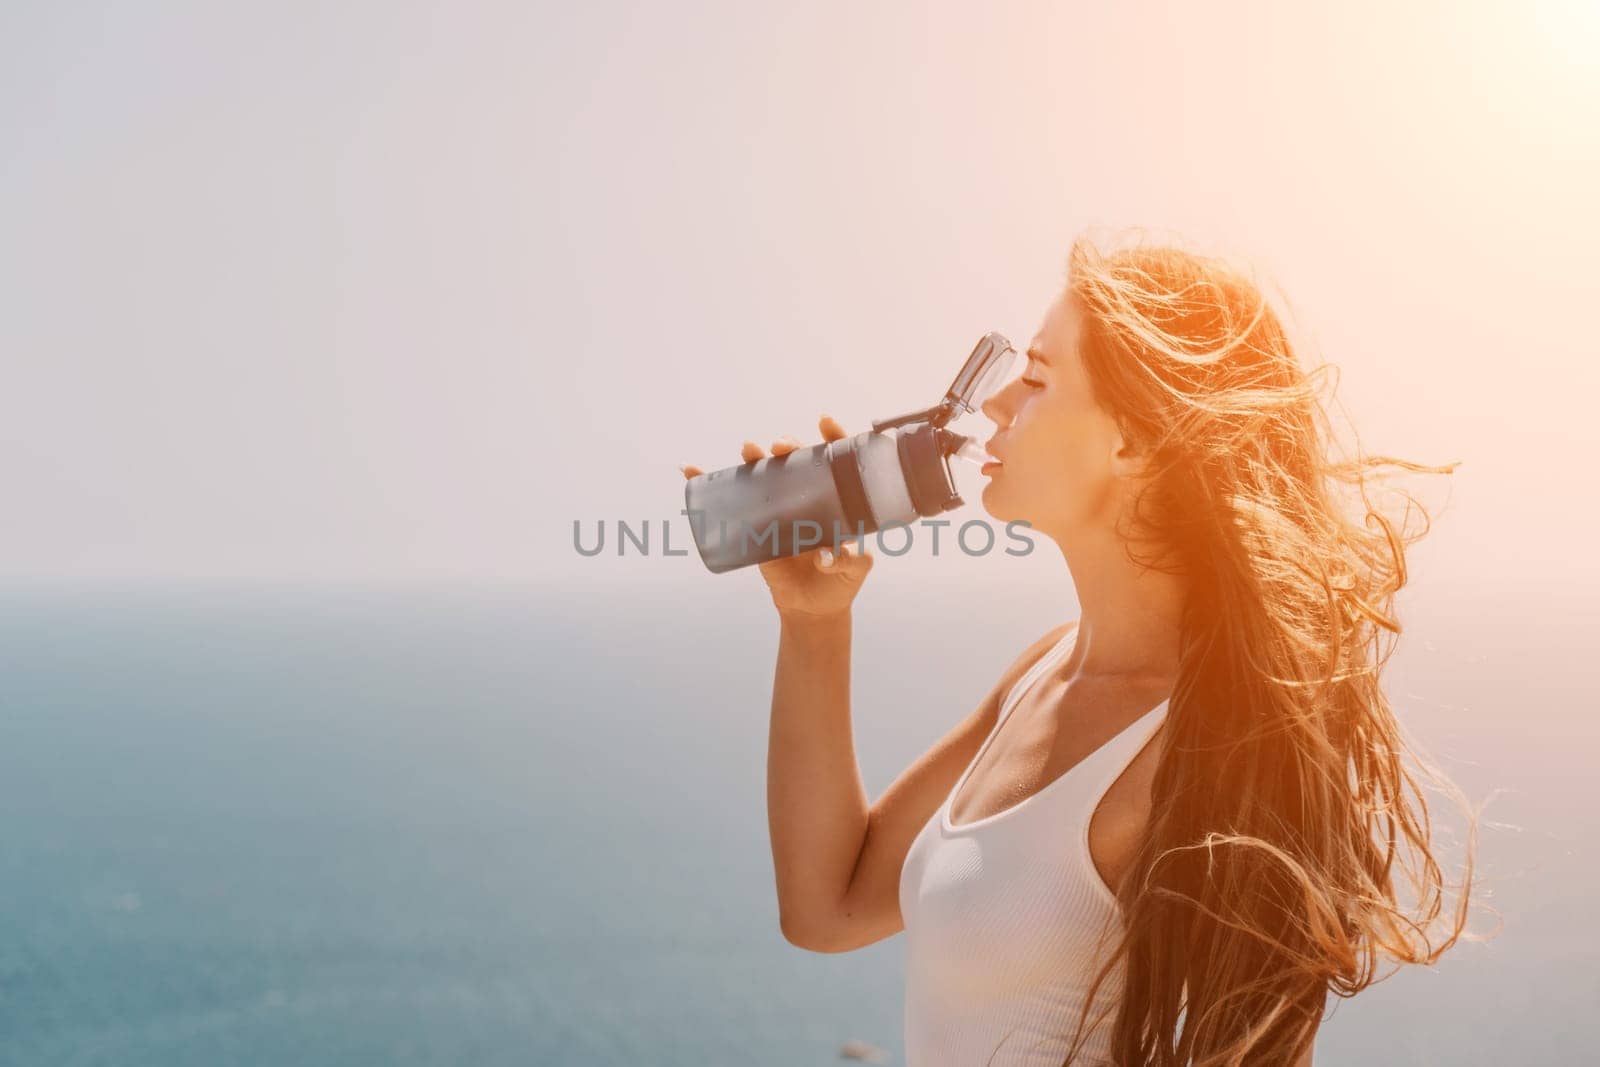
[[980, 377, 1021, 427]]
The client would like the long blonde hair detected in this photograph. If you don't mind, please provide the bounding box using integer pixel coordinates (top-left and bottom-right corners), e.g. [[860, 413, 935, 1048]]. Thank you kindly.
[[1041, 235, 1476, 1065]]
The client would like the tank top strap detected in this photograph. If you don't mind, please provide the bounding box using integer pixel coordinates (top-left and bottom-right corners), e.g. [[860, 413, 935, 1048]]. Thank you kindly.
[[1074, 698, 1170, 820]]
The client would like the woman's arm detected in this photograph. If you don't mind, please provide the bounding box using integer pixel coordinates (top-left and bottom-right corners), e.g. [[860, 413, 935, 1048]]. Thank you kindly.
[[681, 419, 880, 949], [767, 609, 865, 948]]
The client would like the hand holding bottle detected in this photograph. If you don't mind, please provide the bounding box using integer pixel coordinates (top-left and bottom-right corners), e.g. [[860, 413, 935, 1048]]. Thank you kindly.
[[680, 414, 874, 620]]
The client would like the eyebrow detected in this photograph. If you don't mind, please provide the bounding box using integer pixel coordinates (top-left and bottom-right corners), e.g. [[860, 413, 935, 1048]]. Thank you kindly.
[[1025, 348, 1051, 366]]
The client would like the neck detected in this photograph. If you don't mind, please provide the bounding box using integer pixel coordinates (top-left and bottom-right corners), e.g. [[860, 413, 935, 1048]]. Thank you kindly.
[[1041, 518, 1186, 684]]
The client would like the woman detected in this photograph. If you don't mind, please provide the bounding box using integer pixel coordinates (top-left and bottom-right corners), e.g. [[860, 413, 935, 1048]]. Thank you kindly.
[[679, 235, 1472, 1065]]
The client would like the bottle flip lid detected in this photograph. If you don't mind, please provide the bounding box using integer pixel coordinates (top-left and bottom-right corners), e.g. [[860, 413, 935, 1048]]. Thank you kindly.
[[871, 332, 1018, 433], [943, 332, 1019, 418]]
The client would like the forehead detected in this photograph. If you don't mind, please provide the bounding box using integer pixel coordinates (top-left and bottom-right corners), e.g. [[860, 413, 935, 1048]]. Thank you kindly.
[[1027, 291, 1083, 366]]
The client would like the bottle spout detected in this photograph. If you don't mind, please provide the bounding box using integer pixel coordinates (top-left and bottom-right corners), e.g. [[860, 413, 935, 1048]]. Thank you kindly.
[[942, 431, 993, 468], [953, 437, 990, 467]]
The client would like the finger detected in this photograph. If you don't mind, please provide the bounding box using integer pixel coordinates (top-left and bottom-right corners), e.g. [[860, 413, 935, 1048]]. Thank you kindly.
[[815, 547, 835, 571], [679, 464, 703, 479], [741, 440, 766, 463], [819, 414, 848, 442], [770, 434, 803, 458], [842, 541, 873, 566]]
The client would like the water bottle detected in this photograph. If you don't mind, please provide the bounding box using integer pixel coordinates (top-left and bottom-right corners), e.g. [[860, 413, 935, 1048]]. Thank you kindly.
[[683, 333, 1017, 574]]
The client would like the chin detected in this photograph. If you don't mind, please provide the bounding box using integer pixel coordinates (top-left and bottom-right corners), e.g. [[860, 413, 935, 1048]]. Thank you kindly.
[[980, 475, 1048, 532], [978, 479, 1018, 524]]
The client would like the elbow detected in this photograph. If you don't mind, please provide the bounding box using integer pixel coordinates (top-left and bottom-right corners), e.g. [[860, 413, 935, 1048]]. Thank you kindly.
[[779, 909, 825, 951], [779, 909, 850, 953]]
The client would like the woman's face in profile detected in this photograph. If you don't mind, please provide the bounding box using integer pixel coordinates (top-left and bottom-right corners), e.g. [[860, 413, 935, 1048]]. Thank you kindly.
[[978, 292, 1127, 537]]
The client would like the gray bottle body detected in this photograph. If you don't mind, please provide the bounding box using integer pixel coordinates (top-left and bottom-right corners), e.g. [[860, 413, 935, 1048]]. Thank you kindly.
[[683, 427, 961, 574]]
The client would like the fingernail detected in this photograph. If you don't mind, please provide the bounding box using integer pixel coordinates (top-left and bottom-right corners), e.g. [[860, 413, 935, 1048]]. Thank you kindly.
[[819, 549, 834, 568]]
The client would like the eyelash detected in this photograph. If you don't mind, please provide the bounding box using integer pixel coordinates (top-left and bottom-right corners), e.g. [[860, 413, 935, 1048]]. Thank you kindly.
[[1021, 376, 1045, 389]]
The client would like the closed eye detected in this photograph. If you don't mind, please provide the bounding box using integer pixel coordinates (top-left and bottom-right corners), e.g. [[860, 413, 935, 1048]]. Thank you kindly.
[[1021, 377, 1045, 389]]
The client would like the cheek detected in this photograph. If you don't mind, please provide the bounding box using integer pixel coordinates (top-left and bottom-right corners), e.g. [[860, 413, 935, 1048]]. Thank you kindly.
[[1060, 430, 1111, 486], [1008, 411, 1116, 513], [1023, 408, 1105, 481]]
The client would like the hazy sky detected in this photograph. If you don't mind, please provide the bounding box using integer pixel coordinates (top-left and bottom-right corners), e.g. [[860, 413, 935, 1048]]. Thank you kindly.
[[3, 0, 1596, 585]]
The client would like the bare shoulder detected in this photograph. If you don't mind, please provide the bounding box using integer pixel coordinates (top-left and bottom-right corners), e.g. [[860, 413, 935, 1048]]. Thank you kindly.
[[890, 618, 1078, 806], [973, 619, 1077, 725], [897, 619, 1078, 772], [996, 620, 1077, 695]]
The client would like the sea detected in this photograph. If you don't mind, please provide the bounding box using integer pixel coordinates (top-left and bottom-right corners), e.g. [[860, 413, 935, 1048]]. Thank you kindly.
[[0, 574, 1591, 1065]]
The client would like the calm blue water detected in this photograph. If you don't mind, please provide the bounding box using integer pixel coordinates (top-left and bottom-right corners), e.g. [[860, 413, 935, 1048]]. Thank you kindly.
[[0, 579, 1591, 1064]]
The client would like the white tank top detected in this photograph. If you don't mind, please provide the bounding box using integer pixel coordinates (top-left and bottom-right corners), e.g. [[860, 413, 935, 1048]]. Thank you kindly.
[[898, 624, 1170, 1066]]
